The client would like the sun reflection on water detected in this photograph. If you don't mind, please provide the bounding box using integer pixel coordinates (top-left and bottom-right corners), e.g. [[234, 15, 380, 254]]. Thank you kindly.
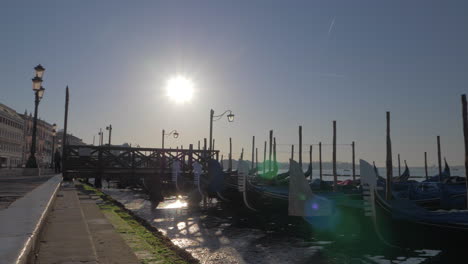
[[162, 199, 188, 209]]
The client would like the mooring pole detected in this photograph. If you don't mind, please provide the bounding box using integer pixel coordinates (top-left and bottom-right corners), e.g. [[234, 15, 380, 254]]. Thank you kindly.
[[398, 154, 401, 177], [273, 137, 277, 169], [209, 109, 214, 151], [251, 136, 255, 170], [352, 141, 356, 181], [203, 138, 207, 172], [62, 86, 69, 179], [424, 152, 428, 180], [269, 130, 273, 172], [437, 135, 442, 181], [256, 147, 258, 170], [291, 145, 294, 160], [229, 137, 232, 171], [333, 121, 337, 191], [461, 94, 468, 209], [198, 140, 200, 150], [241, 148, 244, 160], [263, 141, 267, 174], [386, 112, 393, 200], [212, 139, 215, 151], [189, 144, 194, 172], [309, 145, 313, 181], [299, 125, 302, 167], [319, 142, 322, 181]]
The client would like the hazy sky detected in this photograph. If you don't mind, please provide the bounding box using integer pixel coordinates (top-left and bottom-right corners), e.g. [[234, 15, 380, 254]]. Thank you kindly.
[[1, 0, 467, 167]]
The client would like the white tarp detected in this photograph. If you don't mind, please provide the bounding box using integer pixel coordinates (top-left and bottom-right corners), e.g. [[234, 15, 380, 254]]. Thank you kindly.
[[288, 159, 332, 217]]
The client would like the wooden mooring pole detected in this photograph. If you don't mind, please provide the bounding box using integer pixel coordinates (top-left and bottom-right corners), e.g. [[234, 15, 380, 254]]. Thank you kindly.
[[398, 154, 401, 177], [461, 94, 468, 209], [269, 130, 273, 172], [251, 136, 255, 170], [319, 142, 322, 181], [62, 86, 69, 179], [333, 121, 337, 191], [309, 145, 313, 181], [437, 135, 442, 181], [256, 147, 258, 170], [263, 141, 266, 174], [386, 112, 393, 200], [424, 152, 428, 180], [229, 137, 232, 171], [291, 145, 294, 161], [299, 125, 302, 167], [273, 137, 277, 168], [352, 141, 356, 181]]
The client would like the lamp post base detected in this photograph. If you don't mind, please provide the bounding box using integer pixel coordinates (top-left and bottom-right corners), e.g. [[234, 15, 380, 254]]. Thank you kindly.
[[26, 155, 38, 168]]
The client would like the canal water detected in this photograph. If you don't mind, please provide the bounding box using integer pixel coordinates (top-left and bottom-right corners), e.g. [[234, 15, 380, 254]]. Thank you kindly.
[[102, 186, 446, 264]]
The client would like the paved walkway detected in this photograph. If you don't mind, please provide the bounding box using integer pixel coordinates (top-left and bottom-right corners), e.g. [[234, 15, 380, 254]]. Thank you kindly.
[[35, 183, 140, 264], [0, 175, 53, 210]]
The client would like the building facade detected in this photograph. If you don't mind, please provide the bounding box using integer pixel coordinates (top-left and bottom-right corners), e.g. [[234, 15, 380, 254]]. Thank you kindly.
[[56, 130, 86, 151], [0, 104, 25, 168], [21, 111, 55, 168]]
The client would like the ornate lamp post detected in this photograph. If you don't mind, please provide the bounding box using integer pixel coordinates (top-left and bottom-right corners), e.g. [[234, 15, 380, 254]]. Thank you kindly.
[[106, 124, 112, 146], [26, 64, 46, 168], [209, 109, 234, 151], [162, 129, 179, 149], [50, 123, 57, 168]]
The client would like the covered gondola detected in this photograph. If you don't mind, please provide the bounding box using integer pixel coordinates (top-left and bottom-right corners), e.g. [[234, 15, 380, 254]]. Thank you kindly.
[[361, 159, 468, 249]]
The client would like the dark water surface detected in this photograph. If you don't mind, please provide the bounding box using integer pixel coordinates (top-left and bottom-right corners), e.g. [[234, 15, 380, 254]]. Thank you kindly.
[[103, 187, 445, 264]]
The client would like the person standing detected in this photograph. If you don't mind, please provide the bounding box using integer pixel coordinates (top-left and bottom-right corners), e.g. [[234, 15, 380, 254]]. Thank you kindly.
[[54, 149, 61, 173]]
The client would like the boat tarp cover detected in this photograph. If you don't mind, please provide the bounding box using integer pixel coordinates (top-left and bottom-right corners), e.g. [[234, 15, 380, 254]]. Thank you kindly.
[[289, 159, 332, 216], [208, 159, 225, 192]]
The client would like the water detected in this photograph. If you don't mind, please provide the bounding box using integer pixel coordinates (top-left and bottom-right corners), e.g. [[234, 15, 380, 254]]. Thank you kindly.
[[103, 187, 447, 264]]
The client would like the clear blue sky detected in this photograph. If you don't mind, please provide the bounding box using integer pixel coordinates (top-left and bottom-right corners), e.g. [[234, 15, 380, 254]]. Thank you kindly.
[[1, 0, 467, 167]]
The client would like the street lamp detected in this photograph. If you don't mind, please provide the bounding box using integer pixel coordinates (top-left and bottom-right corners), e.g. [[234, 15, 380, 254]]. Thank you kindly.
[[162, 129, 179, 149], [26, 64, 46, 168], [209, 109, 234, 151], [106, 124, 112, 146], [50, 123, 57, 168]]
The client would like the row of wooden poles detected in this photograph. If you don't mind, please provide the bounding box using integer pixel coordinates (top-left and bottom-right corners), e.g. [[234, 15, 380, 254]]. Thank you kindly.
[[385, 94, 468, 201], [192, 122, 356, 191]]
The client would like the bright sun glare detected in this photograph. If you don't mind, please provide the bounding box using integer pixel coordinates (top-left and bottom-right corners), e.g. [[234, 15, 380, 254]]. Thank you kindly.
[[166, 75, 194, 104]]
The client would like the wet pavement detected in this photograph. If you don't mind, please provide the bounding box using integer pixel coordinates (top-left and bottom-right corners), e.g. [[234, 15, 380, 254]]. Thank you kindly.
[[103, 187, 446, 264], [0, 175, 53, 210]]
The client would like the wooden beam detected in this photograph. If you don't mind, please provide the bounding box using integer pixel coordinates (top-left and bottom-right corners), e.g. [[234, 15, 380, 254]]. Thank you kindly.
[[461, 94, 468, 209], [424, 152, 428, 180], [263, 141, 267, 174], [256, 147, 258, 170], [398, 153, 401, 177], [319, 142, 322, 181], [352, 141, 356, 181], [269, 130, 273, 172], [251, 136, 255, 170], [229, 137, 232, 171], [386, 112, 393, 200], [437, 135, 442, 181], [299, 125, 302, 167], [333, 120, 337, 191], [309, 144, 313, 181]]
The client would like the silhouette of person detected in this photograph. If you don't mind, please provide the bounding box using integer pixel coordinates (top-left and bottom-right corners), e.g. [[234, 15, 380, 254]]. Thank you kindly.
[[54, 150, 61, 173]]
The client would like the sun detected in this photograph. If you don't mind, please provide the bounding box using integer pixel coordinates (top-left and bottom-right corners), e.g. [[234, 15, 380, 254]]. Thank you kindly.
[[165, 75, 194, 104]]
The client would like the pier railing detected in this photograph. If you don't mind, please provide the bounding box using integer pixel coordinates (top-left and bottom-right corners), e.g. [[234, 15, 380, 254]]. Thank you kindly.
[[63, 144, 219, 181]]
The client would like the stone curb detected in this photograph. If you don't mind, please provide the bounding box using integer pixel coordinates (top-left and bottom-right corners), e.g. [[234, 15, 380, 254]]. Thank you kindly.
[[0, 175, 62, 264]]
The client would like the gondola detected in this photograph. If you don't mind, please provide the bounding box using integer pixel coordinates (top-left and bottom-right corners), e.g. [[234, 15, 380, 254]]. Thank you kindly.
[[361, 159, 468, 249], [376, 159, 467, 209]]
